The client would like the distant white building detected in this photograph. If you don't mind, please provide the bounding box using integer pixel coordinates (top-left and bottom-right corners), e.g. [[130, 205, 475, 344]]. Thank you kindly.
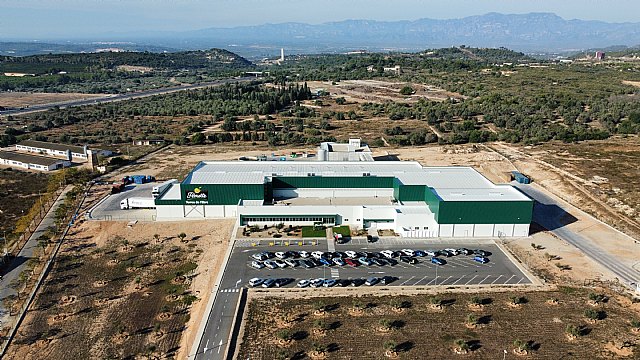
[[383, 65, 401, 75], [16, 140, 112, 161], [0, 151, 70, 172], [317, 138, 373, 162]]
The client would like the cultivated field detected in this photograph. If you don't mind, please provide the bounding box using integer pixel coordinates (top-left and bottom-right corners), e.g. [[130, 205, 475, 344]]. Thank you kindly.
[[5, 218, 234, 359], [238, 288, 640, 359], [0, 92, 106, 108], [0, 168, 49, 235]]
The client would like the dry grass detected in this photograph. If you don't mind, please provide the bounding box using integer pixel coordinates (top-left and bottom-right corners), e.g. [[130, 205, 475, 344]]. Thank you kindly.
[[238, 289, 640, 359]]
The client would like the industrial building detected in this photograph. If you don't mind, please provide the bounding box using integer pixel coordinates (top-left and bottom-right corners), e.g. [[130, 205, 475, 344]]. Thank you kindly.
[[317, 138, 373, 162], [154, 161, 533, 238], [16, 140, 89, 161], [16, 140, 113, 161], [0, 151, 70, 171]]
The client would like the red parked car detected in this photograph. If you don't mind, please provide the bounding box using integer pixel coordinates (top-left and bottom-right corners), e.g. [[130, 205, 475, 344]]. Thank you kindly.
[[344, 258, 358, 267]]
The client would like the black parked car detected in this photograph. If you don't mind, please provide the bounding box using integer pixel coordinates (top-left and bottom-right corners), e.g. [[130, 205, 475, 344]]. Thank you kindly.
[[399, 256, 418, 264]]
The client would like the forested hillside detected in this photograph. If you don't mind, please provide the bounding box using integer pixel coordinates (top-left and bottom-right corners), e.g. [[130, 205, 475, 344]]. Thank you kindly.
[[0, 49, 254, 93]]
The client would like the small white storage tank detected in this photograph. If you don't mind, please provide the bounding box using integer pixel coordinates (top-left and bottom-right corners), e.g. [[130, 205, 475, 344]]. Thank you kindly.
[[318, 148, 328, 161]]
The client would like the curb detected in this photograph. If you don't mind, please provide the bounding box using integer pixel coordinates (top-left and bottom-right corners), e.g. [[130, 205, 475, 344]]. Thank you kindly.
[[222, 288, 246, 360], [494, 240, 541, 286]]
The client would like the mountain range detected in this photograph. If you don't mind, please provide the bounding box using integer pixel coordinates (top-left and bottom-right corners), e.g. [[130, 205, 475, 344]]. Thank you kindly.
[[166, 13, 640, 54], [3, 13, 640, 58]]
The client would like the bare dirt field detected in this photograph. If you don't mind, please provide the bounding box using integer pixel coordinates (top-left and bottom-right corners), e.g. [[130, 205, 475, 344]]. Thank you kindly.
[[489, 139, 640, 240], [0, 92, 106, 108], [0, 168, 50, 236], [237, 288, 640, 359], [5, 217, 234, 360], [305, 80, 466, 104]]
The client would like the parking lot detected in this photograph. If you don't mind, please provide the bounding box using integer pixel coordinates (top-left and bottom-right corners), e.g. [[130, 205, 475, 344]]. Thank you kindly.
[[221, 240, 532, 291]]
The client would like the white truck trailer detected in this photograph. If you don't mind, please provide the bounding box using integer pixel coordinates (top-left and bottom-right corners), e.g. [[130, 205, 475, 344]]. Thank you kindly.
[[152, 179, 178, 199], [120, 197, 156, 210]]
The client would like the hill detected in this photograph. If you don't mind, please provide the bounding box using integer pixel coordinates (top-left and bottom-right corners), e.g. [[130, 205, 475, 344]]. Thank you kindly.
[[0, 49, 254, 93]]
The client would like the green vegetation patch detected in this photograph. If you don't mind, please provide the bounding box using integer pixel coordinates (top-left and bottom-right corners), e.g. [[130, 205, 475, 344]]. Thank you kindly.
[[301, 226, 327, 238]]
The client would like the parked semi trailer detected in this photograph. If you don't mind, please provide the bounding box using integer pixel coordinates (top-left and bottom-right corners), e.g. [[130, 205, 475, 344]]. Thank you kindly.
[[120, 197, 156, 210]]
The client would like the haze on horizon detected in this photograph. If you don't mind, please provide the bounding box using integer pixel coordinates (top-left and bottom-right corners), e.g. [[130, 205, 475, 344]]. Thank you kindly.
[[2, 0, 640, 40]]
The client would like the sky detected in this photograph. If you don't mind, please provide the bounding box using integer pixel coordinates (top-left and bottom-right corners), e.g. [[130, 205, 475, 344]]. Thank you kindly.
[[1, 0, 640, 39]]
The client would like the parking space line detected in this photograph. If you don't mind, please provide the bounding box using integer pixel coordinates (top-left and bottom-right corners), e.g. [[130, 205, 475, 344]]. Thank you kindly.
[[413, 275, 429, 285], [503, 275, 516, 284], [438, 276, 453, 285], [464, 275, 478, 285], [478, 275, 492, 285], [516, 277, 525, 284], [426, 277, 436, 285], [491, 275, 504, 284], [447, 259, 469, 268], [451, 276, 465, 286], [399, 276, 415, 286]]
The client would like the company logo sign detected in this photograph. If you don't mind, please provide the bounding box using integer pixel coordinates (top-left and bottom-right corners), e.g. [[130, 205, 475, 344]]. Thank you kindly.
[[185, 187, 208, 204]]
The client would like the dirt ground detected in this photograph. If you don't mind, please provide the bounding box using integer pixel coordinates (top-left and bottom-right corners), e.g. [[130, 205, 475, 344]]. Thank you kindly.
[[237, 288, 640, 359], [305, 80, 466, 104], [5, 214, 234, 359], [0, 92, 106, 108]]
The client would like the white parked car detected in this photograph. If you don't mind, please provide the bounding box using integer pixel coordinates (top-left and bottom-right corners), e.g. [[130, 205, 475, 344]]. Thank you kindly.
[[251, 252, 268, 261], [444, 248, 459, 256], [284, 259, 298, 267], [297, 279, 311, 288], [275, 251, 287, 259], [380, 250, 395, 259], [310, 278, 325, 288], [425, 250, 437, 257], [248, 278, 263, 287], [311, 251, 324, 259], [273, 259, 287, 268], [264, 260, 278, 269], [250, 261, 264, 269], [345, 250, 358, 258], [298, 250, 310, 258], [401, 249, 415, 257]]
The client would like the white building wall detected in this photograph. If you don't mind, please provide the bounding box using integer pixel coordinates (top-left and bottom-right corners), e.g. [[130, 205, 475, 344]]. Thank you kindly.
[[184, 205, 206, 218], [438, 224, 454, 237], [155, 205, 184, 219], [273, 188, 393, 199], [473, 224, 494, 237], [453, 224, 474, 237], [204, 205, 225, 217], [493, 224, 514, 237], [513, 224, 530, 237]]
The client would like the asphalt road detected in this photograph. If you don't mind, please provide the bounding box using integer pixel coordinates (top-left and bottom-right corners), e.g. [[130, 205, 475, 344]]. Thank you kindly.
[[195, 239, 530, 360], [515, 183, 640, 288], [89, 183, 156, 221], [0, 77, 254, 117]]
